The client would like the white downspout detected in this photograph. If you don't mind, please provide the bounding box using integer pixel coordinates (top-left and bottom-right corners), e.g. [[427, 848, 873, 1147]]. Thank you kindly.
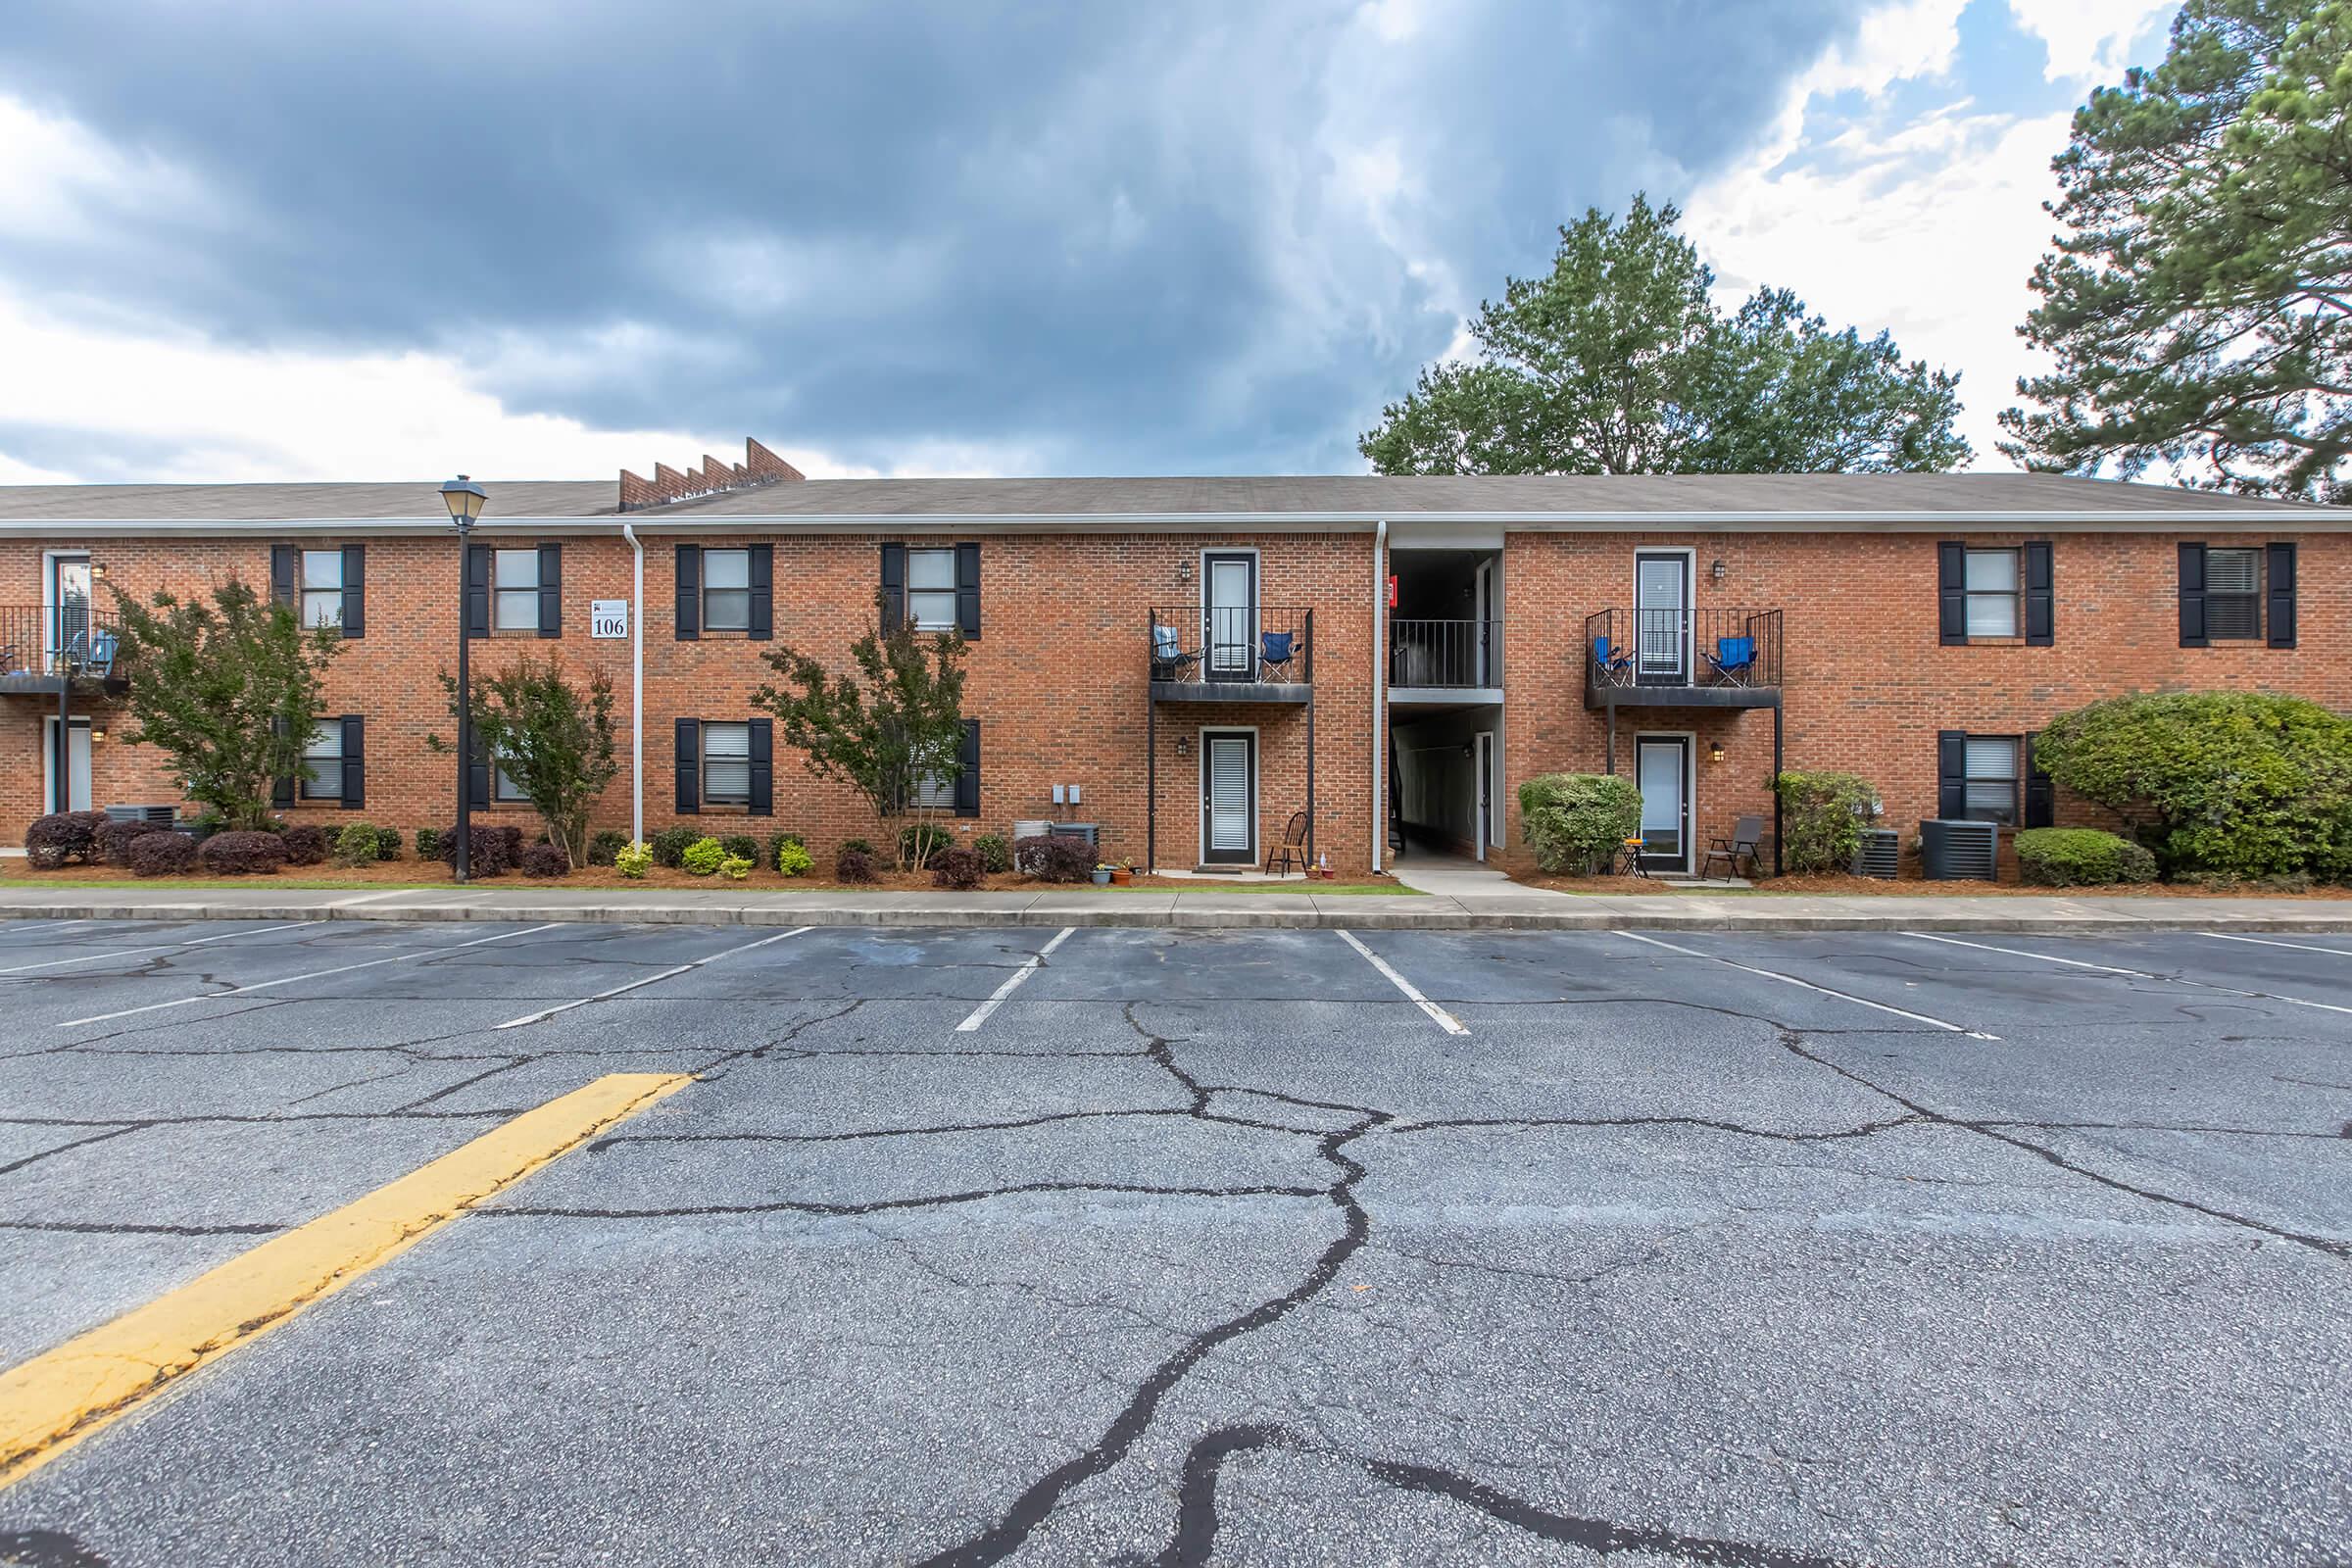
[[1371, 517, 1387, 873], [620, 522, 645, 844]]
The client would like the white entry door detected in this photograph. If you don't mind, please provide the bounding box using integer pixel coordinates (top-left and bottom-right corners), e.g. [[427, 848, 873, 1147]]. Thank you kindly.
[[1201, 732, 1256, 864], [44, 717, 92, 813]]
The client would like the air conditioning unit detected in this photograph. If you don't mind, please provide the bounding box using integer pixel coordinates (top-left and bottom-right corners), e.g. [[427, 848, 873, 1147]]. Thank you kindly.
[[1852, 829, 1900, 879], [1919, 819, 1998, 881], [1048, 822, 1101, 851], [104, 804, 180, 826]]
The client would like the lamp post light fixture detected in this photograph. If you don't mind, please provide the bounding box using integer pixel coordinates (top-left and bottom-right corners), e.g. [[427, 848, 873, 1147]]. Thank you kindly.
[[440, 475, 489, 883]]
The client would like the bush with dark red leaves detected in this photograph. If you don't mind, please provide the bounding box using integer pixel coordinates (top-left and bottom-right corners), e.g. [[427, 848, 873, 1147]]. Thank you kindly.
[[1012, 834, 1094, 884], [125, 830, 199, 877], [834, 846, 879, 883], [93, 816, 160, 865], [434, 824, 522, 877], [519, 842, 570, 878], [198, 830, 289, 875], [930, 847, 985, 890], [24, 809, 107, 869], [279, 822, 329, 866]]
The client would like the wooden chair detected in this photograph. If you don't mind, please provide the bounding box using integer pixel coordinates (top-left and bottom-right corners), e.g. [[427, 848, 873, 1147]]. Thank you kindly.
[[1265, 811, 1310, 874], [1701, 814, 1764, 879]]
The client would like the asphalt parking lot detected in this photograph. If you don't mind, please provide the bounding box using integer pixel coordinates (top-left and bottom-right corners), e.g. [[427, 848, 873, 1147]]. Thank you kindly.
[[1, 915, 2348, 1567]]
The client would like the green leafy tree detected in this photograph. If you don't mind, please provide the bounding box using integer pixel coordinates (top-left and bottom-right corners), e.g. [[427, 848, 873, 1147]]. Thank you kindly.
[[107, 577, 342, 829], [1360, 195, 1970, 474], [428, 654, 618, 868], [752, 606, 968, 870], [2000, 0, 2352, 501]]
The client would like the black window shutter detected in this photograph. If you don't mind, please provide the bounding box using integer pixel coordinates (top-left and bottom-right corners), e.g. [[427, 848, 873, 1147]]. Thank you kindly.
[[2178, 542, 2207, 647], [674, 717, 701, 813], [955, 719, 980, 817], [340, 544, 366, 639], [2023, 731, 2053, 828], [879, 543, 906, 631], [341, 714, 366, 809], [465, 542, 491, 639], [270, 544, 296, 610], [466, 729, 491, 811], [1936, 730, 1967, 819], [270, 715, 294, 808], [748, 718, 773, 815], [956, 542, 981, 640], [2023, 541, 2053, 646], [537, 543, 562, 638], [675, 544, 701, 640], [749, 544, 773, 641], [1936, 542, 1966, 645], [2267, 542, 2297, 648]]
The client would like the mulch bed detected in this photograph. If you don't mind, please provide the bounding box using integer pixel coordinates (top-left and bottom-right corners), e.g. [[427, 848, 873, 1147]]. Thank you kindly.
[[5, 859, 1400, 895], [1511, 868, 2352, 899]]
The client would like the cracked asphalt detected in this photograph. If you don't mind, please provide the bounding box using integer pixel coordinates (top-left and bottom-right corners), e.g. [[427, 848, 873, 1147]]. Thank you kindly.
[[0, 916, 2348, 1567]]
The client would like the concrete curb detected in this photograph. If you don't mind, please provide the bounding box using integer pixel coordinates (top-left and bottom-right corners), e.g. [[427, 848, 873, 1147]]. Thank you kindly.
[[5, 896, 2352, 935]]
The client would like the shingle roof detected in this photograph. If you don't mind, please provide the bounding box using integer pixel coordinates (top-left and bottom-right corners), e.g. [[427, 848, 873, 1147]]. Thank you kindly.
[[0, 471, 2329, 525]]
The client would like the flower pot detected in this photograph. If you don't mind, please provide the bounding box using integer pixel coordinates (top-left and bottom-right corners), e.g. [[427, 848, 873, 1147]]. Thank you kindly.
[[1091, 868, 1112, 886], [1109, 867, 1133, 886]]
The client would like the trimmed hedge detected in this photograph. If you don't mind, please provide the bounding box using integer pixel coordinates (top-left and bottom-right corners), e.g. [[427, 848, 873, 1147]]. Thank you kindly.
[[280, 822, 329, 866], [519, 842, 571, 878], [24, 809, 107, 868], [614, 840, 653, 879], [681, 836, 727, 875], [1516, 774, 1642, 874], [931, 847, 985, 889], [775, 840, 814, 877], [199, 830, 287, 875], [435, 824, 521, 877], [126, 830, 200, 877], [1013, 834, 1094, 883], [2015, 827, 2158, 888], [588, 829, 630, 866], [331, 821, 391, 867], [414, 827, 441, 859], [972, 833, 1011, 874], [1774, 770, 1878, 874], [93, 816, 161, 865], [649, 825, 700, 869], [835, 846, 879, 883], [765, 831, 804, 868], [719, 833, 760, 864]]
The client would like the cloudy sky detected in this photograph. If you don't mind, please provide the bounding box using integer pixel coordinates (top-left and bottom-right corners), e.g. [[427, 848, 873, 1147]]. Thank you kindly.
[[0, 0, 2175, 486]]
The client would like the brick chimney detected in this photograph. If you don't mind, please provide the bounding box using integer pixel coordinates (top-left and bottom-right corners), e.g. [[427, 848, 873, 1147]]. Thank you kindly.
[[617, 438, 808, 512]]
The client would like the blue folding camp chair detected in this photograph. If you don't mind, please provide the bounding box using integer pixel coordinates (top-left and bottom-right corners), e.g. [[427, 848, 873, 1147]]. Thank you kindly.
[[1259, 629, 1298, 679], [1704, 634, 1757, 687], [82, 629, 118, 680], [1592, 635, 1633, 685], [1151, 621, 1200, 681]]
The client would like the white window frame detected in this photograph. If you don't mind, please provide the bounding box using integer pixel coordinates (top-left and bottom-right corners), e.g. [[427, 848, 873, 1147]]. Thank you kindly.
[[702, 720, 753, 808], [906, 547, 957, 632], [702, 548, 752, 633], [494, 548, 541, 632], [1962, 548, 2020, 639]]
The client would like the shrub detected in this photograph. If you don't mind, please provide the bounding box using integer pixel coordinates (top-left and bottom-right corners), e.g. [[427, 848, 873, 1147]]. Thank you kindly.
[[614, 839, 653, 879], [650, 825, 700, 868], [24, 809, 107, 868], [766, 831, 804, 866], [126, 829, 199, 877], [1013, 834, 1095, 883], [2015, 827, 2159, 888], [681, 836, 728, 875], [931, 847, 985, 889], [972, 833, 1011, 874], [839, 837, 875, 857], [94, 816, 161, 865], [718, 855, 754, 880], [520, 842, 571, 878], [199, 829, 288, 875], [1516, 774, 1642, 874], [434, 824, 519, 877], [279, 822, 329, 866], [331, 821, 388, 868], [835, 846, 879, 883], [899, 820, 954, 869], [2035, 693, 2352, 881], [414, 827, 441, 859], [719, 833, 760, 864], [775, 840, 814, 877], [588, 829, 630, 866], [1774, 770, 1880, 874]]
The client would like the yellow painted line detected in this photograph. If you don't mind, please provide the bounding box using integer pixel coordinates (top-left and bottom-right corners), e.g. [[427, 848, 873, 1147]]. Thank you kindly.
[[0, 1071, 691, 1489]]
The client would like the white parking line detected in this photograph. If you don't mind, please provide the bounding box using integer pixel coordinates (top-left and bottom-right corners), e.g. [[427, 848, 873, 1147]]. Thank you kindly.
[[57, 923, 565, 1027], [1338, 929, 1469, 1035], [0, 918, 90, 937], [2201, 931, 2352, 959], [0, 920, 323, 977], [956, 928, 1076, 1032], [495, 926, 812, 1029], [1618, 931, 1997, 1038], [1907, 931, 2352, 1018]]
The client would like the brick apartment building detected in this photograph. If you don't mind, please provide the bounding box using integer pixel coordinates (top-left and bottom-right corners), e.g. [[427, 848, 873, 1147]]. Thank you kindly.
[[0, 445, 2338, 877]]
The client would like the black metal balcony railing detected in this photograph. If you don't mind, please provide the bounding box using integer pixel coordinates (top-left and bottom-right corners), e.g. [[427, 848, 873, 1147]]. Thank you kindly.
[[0, 605, 123, 682], [1585, 607, 1783, 692], [1390, 618, 1499, 689], [1149, 605, 1314, 686]]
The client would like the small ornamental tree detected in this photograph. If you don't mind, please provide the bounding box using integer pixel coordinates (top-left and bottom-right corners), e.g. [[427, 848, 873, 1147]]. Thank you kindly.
[[427, 654, 618, 869], [108, 577, 343, 828], [752, 603, 968, 871]]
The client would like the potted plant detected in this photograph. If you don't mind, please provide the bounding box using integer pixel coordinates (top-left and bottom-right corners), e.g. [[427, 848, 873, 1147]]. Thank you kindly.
[[1091, 862, 1113, 886], [1108, 860, 1134, 886]]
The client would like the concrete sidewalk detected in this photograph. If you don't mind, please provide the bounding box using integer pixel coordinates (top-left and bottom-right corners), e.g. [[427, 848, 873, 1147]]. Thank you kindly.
[[1, 881, 2348, 932]]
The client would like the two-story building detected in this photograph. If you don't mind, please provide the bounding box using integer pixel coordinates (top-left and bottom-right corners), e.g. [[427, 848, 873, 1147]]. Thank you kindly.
[[0, 449, 2337, 876]]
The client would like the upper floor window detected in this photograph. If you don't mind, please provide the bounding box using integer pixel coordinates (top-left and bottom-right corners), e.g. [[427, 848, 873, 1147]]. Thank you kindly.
[[495, 549, 540, 631], [301, 550, 344, 628], [702, 549, 752, 633], [703, 721, 752, 807], [2180, 541, 2294, 649], [1962, 549, 2019, 638], [907, 548, 957, 631]]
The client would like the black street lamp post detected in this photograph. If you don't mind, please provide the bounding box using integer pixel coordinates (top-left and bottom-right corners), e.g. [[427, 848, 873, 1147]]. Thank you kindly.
[[440, 476, 489, 882]]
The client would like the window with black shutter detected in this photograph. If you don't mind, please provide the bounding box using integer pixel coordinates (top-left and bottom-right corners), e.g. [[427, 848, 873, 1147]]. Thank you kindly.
[[674, 717, 701, 813], [339, 714, 366, 809], [2204, 547, 2261, 640]]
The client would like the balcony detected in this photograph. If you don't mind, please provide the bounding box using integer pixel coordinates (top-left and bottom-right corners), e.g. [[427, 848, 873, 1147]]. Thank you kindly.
[[1389, 618, 1499, 702], [1149, 605, 1313, 704], [0, 606, 124, 698], [1584, 608, 1783, 709]]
